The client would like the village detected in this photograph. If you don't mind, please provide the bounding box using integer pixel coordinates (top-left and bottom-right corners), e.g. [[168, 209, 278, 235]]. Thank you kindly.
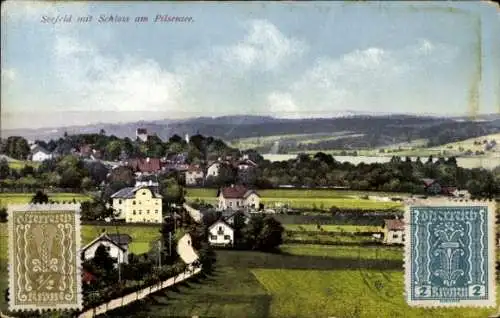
[[2, 124, 497, 317]]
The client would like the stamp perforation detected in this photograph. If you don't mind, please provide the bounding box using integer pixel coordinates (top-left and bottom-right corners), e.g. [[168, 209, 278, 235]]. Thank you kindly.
[[7, 203, 83, 312], [404, 198, 496, 308]]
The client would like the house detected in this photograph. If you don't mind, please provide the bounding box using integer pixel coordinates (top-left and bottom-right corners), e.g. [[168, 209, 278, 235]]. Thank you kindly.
[[453, 189, 471, 199], [136, 128, 148, 142], [382, 218, 405, 245], [222, 210, 251, 225], [125, 157, 163, 176], [135, 174, 159, 189], [185, 166, 205, 186], [77, 144, 93, 158], [236, 157, 258, 180], [422, 178, 441, 195], [81, 232, 132, 265], [217, 185, 260, 211], [110, 185, 163, 223], [206, 161, 223, 178], [208, 219, 234, 247], [441, 186, 457, 197], [31, 145, 53, 162]]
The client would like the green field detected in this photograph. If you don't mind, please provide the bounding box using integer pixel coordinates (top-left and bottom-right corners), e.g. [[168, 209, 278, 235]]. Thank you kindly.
[[106, 245, 499, 318], [0, 192, 92, 206], [284, 224, 382, 232], [186, 188, 405, 210], [7, 161, 40, 170]]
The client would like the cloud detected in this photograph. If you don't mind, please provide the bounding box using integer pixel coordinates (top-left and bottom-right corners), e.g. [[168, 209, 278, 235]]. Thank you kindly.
[[47, 18, 307, 118], [52, 33, 183, 112], [266, 39, 459, 117], [218, 19, 308, 71]]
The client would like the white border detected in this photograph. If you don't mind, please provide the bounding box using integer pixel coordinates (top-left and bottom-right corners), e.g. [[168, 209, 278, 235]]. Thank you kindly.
[[404, 198, 496, 307], [7, 203, 83, 312]]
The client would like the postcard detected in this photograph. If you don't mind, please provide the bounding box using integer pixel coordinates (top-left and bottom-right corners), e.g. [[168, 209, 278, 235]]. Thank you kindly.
[[1, 1, 499, 317]]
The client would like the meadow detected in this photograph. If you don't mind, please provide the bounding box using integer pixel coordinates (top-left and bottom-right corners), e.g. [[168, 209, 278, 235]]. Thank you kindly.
[[6, 160, 40, 170], [284, 224, 382, 232], [104, 245, 500, 318], [0, 192, 92, 206], [186, 188, 405, 210]]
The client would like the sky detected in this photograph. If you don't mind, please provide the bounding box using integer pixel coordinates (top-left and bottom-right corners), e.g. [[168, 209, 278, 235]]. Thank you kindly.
[[1, 1, 499, 130]]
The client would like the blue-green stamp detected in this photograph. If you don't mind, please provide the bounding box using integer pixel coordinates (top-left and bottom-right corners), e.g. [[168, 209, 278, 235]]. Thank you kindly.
[[405, 199, 496, 307]]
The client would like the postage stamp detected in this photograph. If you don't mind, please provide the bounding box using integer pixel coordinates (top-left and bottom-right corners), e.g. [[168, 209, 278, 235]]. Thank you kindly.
[[7, 204, 83, 312], [404, 198, 496, 307]]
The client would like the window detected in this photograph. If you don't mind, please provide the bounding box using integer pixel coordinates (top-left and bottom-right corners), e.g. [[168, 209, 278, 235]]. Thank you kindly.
[[147, 210, 150, 214], [118, 199, 122, 204], [402, 234, 406, 242], [139, 210, 142, 215], [155, 210, 158, 213], [133, 201, 136, 205], [139, 201, 142, 205], [237, 201, 240, 206], [229, 202, 233, 207], [142, 191, 146, 195], [392, 233, 398, 239], [133, 210, 136, 215], [119, 209, 122, 214], [224, 235, 230, 240], [210, 235, 217, 240]]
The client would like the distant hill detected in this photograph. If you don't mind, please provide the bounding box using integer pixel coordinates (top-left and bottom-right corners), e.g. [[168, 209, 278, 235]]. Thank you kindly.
[[1, 114, 499, 152]]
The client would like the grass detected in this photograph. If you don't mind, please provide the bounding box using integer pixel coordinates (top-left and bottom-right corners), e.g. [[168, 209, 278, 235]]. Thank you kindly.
[[284, 224, 382, 232], [186, 188, 405, 210], [110, 246, 499, 318], [0, 192, 92, 206], [7, 161, 40, 170], [252, 269, 497, 318], [280, 244, 402, 260]]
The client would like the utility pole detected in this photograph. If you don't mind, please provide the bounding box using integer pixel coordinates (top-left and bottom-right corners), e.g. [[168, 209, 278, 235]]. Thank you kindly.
[[158, 239, 162, 269], [169, 231, 172, 256]]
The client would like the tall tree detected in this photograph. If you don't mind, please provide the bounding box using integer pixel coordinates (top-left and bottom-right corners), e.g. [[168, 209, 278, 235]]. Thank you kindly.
[[31, 190, 49, 204]]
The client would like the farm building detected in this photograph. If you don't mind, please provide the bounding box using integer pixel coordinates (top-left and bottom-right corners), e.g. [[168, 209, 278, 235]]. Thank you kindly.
[[382, 218, 405, 245], [422, 178, 441, 195], [217, 184, 260, 211], [30, 145, 53, 162], [81, 232, 132, 265], [208, 219, 234, 247]]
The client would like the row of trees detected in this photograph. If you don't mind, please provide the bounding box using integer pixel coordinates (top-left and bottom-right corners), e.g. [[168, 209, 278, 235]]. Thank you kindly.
[[205, 152, 499, 198], [0, 132, 238, 163]]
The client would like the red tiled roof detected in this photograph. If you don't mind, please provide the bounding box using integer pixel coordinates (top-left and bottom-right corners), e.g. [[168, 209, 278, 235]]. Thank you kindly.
[[441, 187, 457, 195], [422, 178, 437, 187], [384, 219, 405, 231], [127, 158, 162, 173], [219, 185, 259, 199]]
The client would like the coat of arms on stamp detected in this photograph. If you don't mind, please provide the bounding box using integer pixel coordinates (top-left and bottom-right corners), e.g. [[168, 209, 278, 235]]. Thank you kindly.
[[404, 199, 496, 307], [7, 204, 83, 312]]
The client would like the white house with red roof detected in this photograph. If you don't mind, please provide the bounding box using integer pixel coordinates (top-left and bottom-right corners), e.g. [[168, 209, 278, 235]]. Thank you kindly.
[[217, 185, 260, 211], [382, 218, 405, 245]]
